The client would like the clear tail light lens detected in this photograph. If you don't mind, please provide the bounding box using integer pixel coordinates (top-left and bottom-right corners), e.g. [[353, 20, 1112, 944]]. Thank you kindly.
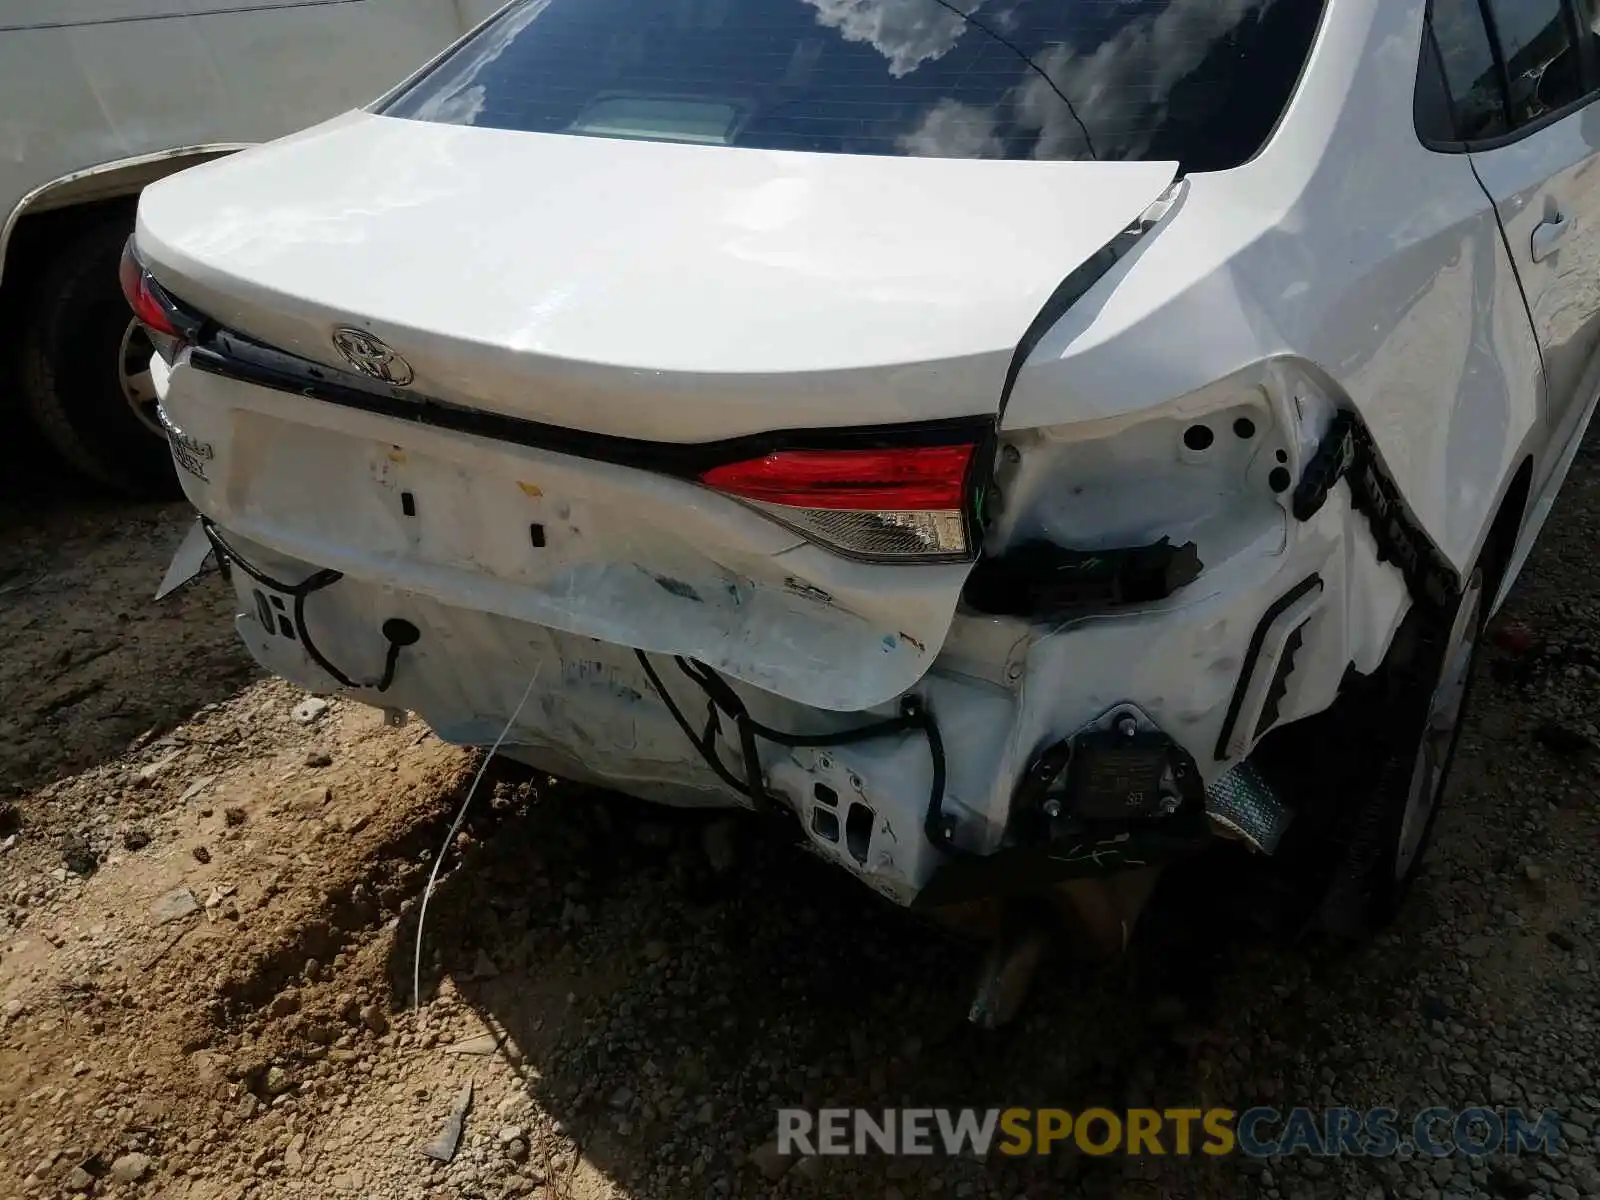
[[701, 443, 979, 562]]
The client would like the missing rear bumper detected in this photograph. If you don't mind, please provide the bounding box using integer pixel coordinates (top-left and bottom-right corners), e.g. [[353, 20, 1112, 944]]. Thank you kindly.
[[188, 446, 1370, 913], [915, 711, 1293, 910], [914, 705, 1211, 909]]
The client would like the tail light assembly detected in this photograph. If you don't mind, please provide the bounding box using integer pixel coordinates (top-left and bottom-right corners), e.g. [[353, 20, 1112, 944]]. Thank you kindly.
[[700, 441, 983, 563], [119, 237, 199, 359]]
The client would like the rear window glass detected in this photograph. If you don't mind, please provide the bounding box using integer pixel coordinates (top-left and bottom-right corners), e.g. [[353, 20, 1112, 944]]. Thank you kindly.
[[382, 0, 1328, 172]]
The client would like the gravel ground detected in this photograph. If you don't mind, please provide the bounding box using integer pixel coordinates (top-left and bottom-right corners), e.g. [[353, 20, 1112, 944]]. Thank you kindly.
[[0, 434, 1596, 1200]]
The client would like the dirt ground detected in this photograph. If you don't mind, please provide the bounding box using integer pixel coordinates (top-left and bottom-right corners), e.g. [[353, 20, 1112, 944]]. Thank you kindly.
[[0, 440, 1596, 1200]]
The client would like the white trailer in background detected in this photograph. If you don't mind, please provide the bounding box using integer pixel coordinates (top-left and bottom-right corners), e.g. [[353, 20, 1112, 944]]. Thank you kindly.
[[0, 0, 499, 494]]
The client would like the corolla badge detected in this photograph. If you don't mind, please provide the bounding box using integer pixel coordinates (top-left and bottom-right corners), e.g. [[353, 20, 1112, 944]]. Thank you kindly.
[[331, 327, 414, 386]]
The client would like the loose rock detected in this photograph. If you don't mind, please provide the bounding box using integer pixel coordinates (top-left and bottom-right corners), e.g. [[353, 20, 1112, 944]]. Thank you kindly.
[[293, 697, 330, 725], [149, 887, 200, 925], [109, 1153, 151, 1184], [263, 1065, 293, 1095], [61, 834, 96, 876], [422, 1082, 473, 1163]]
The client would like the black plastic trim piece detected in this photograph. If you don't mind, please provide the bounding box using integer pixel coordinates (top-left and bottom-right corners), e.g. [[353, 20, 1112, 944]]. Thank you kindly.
[[1254, 623, 1306, 739], [964, 536, 1202, 617], [1292, 410, 1357, 521], [1293, 408, 1462, 621], [994, 241, 1126, 420], [1213, 573, 1324, 762]]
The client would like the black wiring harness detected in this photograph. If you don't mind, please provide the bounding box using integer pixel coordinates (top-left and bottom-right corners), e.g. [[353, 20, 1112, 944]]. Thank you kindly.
[[198, 517, 413, 692], [197, 517, 959, 854], [632, 650, 965, 856]]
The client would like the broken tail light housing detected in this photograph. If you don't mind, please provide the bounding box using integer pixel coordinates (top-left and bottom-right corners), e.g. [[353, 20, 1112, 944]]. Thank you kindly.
[[701, 442, 980, 563]]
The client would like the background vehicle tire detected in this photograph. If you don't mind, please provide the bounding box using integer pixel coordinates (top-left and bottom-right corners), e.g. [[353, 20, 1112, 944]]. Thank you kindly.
[[18, 216, 178, 498]]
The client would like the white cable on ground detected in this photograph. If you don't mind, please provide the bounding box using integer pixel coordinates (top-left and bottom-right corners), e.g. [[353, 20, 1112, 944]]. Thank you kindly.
[[412, 665, 541, 1011]]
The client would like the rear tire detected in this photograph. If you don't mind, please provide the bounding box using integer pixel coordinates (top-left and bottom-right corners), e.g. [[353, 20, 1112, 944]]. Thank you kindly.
[[1314, 565, 1487, 936], [1253, 552, 1497, 941], [19, 217, 178, 497]]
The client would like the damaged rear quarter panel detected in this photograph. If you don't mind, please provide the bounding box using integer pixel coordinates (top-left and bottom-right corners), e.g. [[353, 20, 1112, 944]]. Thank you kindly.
[[997, 0, 1543, 679]]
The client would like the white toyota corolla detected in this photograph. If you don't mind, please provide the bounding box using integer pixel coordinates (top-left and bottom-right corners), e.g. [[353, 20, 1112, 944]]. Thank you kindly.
[[129, 0, 1600, 1005]]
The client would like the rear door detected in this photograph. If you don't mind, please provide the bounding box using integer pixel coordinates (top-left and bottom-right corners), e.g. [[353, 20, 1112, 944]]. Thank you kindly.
[[1458, 0, 1600, 485]]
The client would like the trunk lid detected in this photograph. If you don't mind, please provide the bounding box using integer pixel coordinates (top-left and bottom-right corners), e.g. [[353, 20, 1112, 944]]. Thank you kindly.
[[138, 112, 1176, 441], [141, 114, 1176, 709]]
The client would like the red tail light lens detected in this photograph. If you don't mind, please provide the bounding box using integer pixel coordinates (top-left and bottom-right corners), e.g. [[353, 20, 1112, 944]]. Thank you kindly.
[[701, 443, 979, 562], [118, 241, 179, 337], [701, 445, 974, 509]]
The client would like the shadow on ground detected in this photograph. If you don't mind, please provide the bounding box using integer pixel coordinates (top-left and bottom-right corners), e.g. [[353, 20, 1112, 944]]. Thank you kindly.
[[367, 439, 1600, 1200], [386, 771, 1406, 1199], [0, 454, 257, 799]]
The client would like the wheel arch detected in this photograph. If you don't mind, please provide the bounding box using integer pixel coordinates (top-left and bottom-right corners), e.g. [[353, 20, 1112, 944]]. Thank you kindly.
[[0, 145, 250, 292], [1481, 451, 1536, 616]]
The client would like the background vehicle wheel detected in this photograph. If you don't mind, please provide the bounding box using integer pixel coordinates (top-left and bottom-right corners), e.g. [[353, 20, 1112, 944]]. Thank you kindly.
[[19, 217, 179, 498]]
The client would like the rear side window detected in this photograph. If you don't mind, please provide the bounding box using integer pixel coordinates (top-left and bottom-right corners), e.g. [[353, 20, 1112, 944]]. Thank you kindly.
[[1481, 0, 1587, 124], [383, 0, 1328, 172], [1421, 0, 1511, 142]]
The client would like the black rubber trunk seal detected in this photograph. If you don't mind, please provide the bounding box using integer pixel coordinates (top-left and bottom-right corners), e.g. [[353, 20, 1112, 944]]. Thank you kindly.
[[187, 335, 992, 482]]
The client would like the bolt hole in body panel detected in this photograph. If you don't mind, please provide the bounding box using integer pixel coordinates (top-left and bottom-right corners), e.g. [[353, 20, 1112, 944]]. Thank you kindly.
[[983, 391, 1289, 575]]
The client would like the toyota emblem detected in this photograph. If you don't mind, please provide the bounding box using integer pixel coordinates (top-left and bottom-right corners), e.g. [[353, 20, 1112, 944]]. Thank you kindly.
[[332, 327, 414, 386]]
